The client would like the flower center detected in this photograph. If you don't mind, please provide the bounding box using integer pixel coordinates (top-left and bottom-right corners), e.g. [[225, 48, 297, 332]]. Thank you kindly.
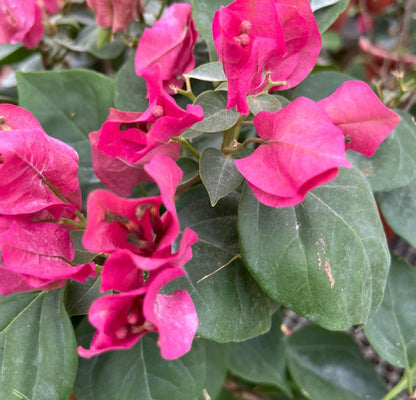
[[239, 20, 251, 34], [152, 105, 164, 119]]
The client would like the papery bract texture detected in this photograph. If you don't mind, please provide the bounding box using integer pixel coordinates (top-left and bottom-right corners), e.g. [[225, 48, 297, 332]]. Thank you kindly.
[[317, 80, 401, 157], [83, 155, 198, 271], [78, 267, 198, 360], [212, 0, 321, 114], [0, 104, 82, 215], [235, 97, 351, 207], [135, 3, 198, 93], [0, 220, 95, 295], [95, 66, 203, 168], [86, 0, 144, 33], [0, 0, 43, 48]]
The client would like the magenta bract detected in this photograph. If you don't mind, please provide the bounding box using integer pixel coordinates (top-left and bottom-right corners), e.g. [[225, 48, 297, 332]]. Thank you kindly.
[[94, 66, 203, 174], [135, 3, 198, 93], [0, 0, 43, 48], [212, 0, 321, 114], [235, 97, 351, 207], [317, 81, 401, 157], [78, 267, 198, 360], [0, 104, 82, 215], [83, 155, 198, 271], [0, 220, 95, 295], [86, 0, 144, 33]]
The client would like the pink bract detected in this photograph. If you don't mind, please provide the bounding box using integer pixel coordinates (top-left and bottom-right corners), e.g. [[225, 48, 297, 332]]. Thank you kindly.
[[235, 97, 351, 207], [0, 104, 82, 215], [86, 0, 144, 33], [95, 66, 202, 167], [317, 80, 401, 157], [83, 154, 198, 271], [78, 267, 198, 360], [135, 3, 198, 93], [212, 0, 321, 114], [0, 220, 96, 295], [0, 0, 43, 48]]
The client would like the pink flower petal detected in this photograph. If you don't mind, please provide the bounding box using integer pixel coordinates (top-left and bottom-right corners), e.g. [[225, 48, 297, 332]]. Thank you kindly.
[[235, 97, 351, 207], [317, 80, 401, 157]]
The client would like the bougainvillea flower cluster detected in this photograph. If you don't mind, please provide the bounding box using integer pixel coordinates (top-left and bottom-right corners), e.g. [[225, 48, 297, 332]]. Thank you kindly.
[[235, 81, 400, 207], [86, 0, 144, 33], [212, 0, 321, 114], [0, 0, 63, 48], [79, 154, 199, 359], [0, 104, 96, 294], [91, 64, 203, 196]]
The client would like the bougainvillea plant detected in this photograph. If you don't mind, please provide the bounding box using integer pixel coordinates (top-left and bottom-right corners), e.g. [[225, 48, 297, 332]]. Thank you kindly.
[[0, 0, 416, 399]]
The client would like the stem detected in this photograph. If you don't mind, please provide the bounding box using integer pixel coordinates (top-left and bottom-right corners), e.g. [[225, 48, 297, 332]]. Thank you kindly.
[[221, 127, 235, 152], [59, 218, 86, 229], [171, 137, 200, 159], [262, 74, 287, 93], [156, 0, 167, 20], [381, 371, 409, 400], [173, 77, 196, 101]]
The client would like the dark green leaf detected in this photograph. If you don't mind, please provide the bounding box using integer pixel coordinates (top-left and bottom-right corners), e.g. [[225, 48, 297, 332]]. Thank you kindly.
[[114, 56, 149, 112], [200, 148, 244, 206], [0, 43, 32, 66], [365, 255, 416, 369], [239, 168, 390, 330], [377, 179, 416, 248], [177, 157, 200, 188], [0, 289, 77, 400], [168, 186, 277, 342], [188, 91, 240, 134], [292, 70, 353, 101], [17, 69, 114, 203], [96, 26, 112, 49], [348, 110, 416, 192], [247, 94, 286, 115], [314, 0, 349, 33], [287, 326, 387, 400], [75, 333, 206, 400], [65, 277, 102, 316], [184, 62, 226, 82], [191, 0, 232, 61], [229, 312, 291, 395], [199, 341, 230, 400]]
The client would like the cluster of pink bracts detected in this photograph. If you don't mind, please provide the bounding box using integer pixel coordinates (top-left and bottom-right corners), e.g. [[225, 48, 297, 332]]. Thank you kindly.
[[0, 0, 402, 360]]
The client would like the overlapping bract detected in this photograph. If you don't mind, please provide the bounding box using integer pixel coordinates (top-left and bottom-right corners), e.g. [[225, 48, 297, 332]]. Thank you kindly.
[[0, 104, 95, 294], [135, 3, 198, 93], [212, 0, 321, 114], [91, 65, 203, 196], [235, 81, 400, 207], [0, 0, 63, 48], [80, 155, 199, 359], [86, 0, 144, 33]]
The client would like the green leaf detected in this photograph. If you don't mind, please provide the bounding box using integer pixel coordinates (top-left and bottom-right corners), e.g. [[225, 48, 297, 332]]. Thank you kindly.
[[348, 110, 416, 192], [168, 186, 277, 342], [114, 56, 149, 112], [188, 91, 240, 133], [200, 148, 244, 206], [247, 94, 287, 115], [75, 333, 206, 400], [238, 168, 390, 330], [310, 0, 342, 12], [377, 179, 416, 248], [57, 25, 125, 60], [229, 312, 291, 395], [0, 289, 77, 400], [16, 69, 114, 203], [292, 70, 353, 101], [0, 43, 32, 66], [65, 277, 102, 316], [287, 326, 387, 400], [96, 26, 112, 49], [184, 62, 226, 82], [199, 341, 230, 400], [177, 157, 200, 186], [365, 255, 416, 369], [313, 0, 349, 33], [191, 0, 232, 61]]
